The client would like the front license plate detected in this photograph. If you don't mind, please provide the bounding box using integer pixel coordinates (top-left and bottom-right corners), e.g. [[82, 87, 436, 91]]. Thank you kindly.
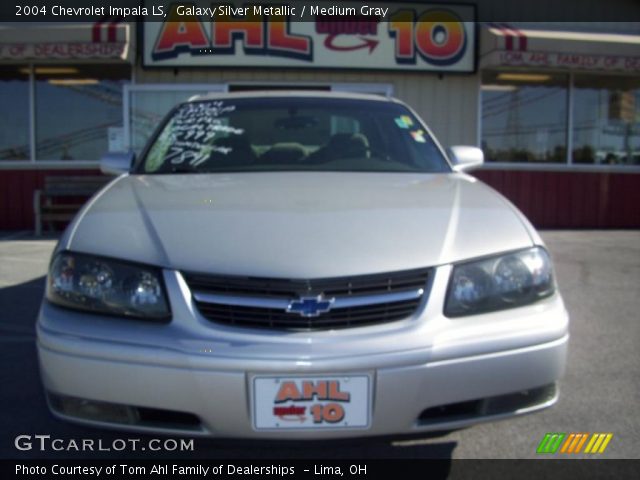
[[253, 375, 370, 430]]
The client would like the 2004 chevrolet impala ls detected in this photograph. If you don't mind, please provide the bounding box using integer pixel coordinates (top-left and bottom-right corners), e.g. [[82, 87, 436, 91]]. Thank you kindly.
[[37, 92, 569, 438]]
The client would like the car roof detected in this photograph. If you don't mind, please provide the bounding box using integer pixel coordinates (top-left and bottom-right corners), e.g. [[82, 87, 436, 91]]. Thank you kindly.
[[188, 90, 400, 104]]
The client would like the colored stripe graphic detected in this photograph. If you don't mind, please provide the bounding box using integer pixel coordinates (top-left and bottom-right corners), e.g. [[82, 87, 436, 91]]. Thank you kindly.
[[584, 433, 613, 454], [538, 433, 613, 454], [560, 433, 589, 453], [537, 433, 566, 454]]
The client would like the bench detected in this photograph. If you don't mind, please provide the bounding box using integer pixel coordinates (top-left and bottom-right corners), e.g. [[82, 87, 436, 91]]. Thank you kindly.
[[33, 176, 110, 236]]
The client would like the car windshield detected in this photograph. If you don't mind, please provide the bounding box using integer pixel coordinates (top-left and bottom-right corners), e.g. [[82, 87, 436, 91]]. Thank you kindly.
[[139, 97, 451, 174]]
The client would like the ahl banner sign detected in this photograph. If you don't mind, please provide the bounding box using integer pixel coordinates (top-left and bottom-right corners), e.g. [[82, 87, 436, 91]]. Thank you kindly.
[[142, 2, 475, 72]]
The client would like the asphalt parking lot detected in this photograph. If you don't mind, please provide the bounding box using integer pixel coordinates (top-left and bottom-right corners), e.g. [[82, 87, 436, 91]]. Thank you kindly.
[[0, 230, 639, 460]]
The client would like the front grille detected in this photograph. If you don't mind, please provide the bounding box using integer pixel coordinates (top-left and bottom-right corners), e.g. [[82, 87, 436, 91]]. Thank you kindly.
[[195, 298, 420, 330], [183, 268, 431, 330], [183, 269, 431, 299]]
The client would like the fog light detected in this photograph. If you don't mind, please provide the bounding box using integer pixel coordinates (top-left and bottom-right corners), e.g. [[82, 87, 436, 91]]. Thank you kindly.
[[50, 394, 136, 424]]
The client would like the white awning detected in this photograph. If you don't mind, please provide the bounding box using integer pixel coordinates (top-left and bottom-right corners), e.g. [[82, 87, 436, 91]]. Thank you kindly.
[[0, 22, 132, 63], [480, 24, 640, 73]]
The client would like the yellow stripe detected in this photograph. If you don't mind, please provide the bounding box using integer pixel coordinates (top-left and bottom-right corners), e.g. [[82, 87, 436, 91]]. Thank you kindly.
[[574, 433, 589, 454], [590, 434, 606, 454], [584, 434, 598, 453], [560, 433, 575, 453], [597, 434, 613, 453]]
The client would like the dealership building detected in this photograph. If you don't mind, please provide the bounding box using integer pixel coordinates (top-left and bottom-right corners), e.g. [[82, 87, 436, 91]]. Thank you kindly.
[[1, 0, 639, 231]]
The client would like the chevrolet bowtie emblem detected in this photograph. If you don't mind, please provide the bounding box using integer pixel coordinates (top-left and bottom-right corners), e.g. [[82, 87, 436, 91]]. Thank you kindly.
[[286, 295, 335, 317]]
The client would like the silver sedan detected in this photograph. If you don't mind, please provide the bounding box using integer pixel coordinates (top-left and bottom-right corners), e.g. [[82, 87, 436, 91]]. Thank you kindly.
[[38, 92, 568, 438]]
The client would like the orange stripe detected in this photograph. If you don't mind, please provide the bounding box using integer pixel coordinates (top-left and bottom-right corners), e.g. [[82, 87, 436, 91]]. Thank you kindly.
[[567, 434, 582, 453], [560, 433, 575, 453]]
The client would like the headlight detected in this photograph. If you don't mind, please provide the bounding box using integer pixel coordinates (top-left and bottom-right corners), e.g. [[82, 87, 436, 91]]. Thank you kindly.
[[445, 247, 555, 317], [46, 252, 171, 321]]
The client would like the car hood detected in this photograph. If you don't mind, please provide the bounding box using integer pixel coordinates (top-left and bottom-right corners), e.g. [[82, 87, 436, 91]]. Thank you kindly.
[[62, 172, 534, 277]]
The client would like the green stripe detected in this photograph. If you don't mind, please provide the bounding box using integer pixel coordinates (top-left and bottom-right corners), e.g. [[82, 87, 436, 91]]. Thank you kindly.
[[549, 433, 566, 453], [537, 433, 553, 453], [537, 433, 566, 454]]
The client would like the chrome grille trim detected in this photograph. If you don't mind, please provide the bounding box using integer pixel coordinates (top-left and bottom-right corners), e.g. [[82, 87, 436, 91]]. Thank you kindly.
[[192, 288, 425, 310], [192, 292, 289, 310], [182, 268, 432, 299], [182, 268, 432, 330]]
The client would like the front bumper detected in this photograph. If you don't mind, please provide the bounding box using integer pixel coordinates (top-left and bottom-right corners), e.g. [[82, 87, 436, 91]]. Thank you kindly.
[[37, 267, 569, 439]]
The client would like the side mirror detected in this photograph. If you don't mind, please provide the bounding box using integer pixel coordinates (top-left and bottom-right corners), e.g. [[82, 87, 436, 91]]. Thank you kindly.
[[448, 146, 484, 173], [100, 151, 135, 175]]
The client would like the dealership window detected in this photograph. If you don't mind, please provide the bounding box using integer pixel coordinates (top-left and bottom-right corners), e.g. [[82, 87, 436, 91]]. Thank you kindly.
[[0, 64, 130, 162], [35, 65, 129, 161], [572, 74, 640, 165], [0, 66, 29, 160], [481, 71, 568, 163], [482, 71, 640, 167]]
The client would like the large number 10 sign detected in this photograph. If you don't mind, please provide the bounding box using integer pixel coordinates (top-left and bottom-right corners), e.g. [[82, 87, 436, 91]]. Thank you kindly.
[[389, 9, 468, 66], [143, 2, 475, 72]]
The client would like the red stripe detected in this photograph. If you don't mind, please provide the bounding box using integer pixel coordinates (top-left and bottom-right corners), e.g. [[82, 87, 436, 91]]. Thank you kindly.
[[505, 35, 513, 51], [519, 35, 528, 51], [502, 23, 528, 51], [107, 22, 118, 42], [500, 23, 517, 51], [92, 21, 103, 42], [108, 17, 124, 42], [496, 24, 514, 51]]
